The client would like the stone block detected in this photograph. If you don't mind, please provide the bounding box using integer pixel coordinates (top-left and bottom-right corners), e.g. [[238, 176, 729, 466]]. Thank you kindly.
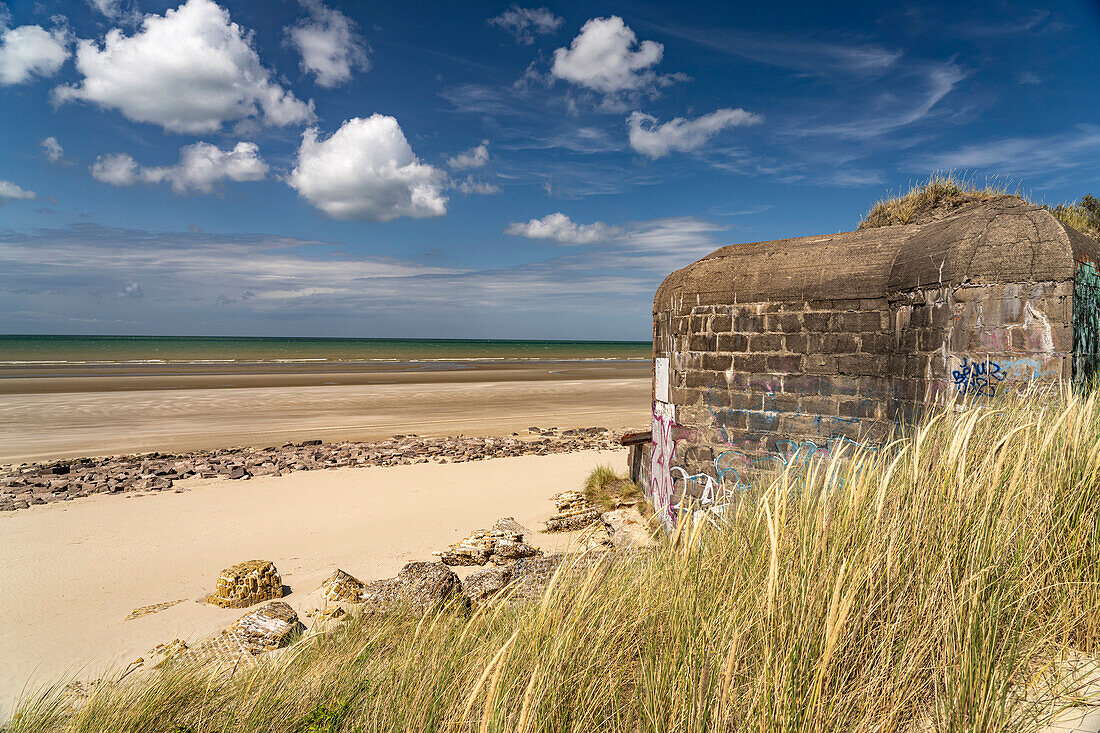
[[766, 355, 802, 373], [803, 312, 832, 331], [716, 333, 749, 352], [228, 600, 304, 654], [206, 560, 284, 609], [700, 353, 732, 371], [462, 566, 513, 603], [750, 333, 784, 351], [320, 569, 366, 603], [361, 562, 464, 613]]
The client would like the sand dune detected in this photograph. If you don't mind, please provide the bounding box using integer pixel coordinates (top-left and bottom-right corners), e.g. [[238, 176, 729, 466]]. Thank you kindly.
[[0, 449, 626, 719]]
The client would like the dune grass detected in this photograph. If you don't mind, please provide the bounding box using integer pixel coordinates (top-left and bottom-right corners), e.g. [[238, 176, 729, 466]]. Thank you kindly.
[[582, 464, 642, 511], [9, 389, 1100, 731], [1048, 194, 1100, 239], [859, 172, 1011, 229]]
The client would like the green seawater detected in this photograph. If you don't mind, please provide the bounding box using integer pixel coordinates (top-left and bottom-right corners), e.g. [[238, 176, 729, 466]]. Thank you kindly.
[[0, 335, 651, 366]]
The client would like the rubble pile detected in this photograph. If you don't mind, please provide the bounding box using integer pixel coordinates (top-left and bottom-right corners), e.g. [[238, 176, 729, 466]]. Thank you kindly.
[[545, 491, 601, 532], [125, 598, 187, 620], [205, 560, 284, 609], [164, 601, 305, 671], [438, 517, 542, 566], [0, 427, 623, 513]]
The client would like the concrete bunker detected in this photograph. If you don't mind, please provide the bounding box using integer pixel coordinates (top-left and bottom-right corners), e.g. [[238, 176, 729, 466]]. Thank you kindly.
[[645, 197, 1100, 528]]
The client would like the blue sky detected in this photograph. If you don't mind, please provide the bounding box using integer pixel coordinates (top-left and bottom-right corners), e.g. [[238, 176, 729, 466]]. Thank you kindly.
[[0, 0, 1097, 339]]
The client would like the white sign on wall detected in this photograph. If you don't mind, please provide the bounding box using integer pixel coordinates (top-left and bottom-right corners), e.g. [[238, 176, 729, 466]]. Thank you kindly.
[[655, 357, 670, 403]]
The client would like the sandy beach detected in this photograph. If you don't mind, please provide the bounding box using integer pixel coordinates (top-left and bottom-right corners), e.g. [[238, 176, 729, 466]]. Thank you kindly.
[[0, 364, 649, 463], [0, 448, 627, 719]]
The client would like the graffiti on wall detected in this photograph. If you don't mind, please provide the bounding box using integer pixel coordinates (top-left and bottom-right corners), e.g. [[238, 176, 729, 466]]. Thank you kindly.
[[1074, 257, 1100, 385], [951, 356, 1006, 397], [649, 401, 679, 532]]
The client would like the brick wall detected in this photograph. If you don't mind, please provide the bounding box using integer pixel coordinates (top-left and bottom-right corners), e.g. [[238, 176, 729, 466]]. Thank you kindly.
[[652, 281, 1075, 501]]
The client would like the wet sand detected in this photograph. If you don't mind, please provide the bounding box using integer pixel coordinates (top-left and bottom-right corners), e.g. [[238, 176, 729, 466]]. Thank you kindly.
[[0, 363, 650, 463], [0, 449, 626, 720]]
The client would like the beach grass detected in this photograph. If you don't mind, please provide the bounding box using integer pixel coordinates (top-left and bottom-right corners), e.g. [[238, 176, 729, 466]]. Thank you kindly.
[[9, 388, 1100, 731], [582, 464, 641, 511], [858, 172, 1011, 228]]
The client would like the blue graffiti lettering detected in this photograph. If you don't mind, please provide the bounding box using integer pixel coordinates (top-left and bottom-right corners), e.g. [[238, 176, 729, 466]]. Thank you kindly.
[[951, 356, 1006, 397]]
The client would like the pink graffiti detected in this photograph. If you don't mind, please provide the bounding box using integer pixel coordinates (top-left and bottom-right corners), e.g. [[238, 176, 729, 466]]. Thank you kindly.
[[649, 401, 679, 532]]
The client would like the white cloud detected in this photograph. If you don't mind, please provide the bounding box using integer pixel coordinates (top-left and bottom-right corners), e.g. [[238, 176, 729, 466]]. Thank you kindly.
[[907, 124, 1100, 179], [54, 0, 314, 134], [285, 0, 368, 88], [456, 176, 500, 195], [91, 141, 268, 194], [89, 152, 139, 186], [489, 5, 562, 45], [551, 16, 668, 94], [0, 22, 69, 85], [0, 180, 37, 202], [86, 0, 139, 22], [287, 115, 448, 222], [447, 140, 489, 170], [40, 136, 64, 163], [628, 108, 763, 159], [505, 212, 619, 244]]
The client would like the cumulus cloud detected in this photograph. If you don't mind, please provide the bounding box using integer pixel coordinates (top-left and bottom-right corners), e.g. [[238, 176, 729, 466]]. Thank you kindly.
[[505, 212, 619, 244], [551, 16, 671, 94], [628, 108, 763, 159], [287, 115, 448, 222], [489, 5, 562, 45], [0, 180, 37, 203], [40, 136, 64, 163], [447, 140, 489, 170], [456, 176, 501, 195], [0, 21, 69, 85], [54, 0, 314, 133], [285, 0, 368, 88], [91, 141, 268, 194]]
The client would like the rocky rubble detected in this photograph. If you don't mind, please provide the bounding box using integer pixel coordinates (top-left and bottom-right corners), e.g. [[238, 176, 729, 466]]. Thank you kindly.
[[0, 427, 622, 514], [545, 491, 601, 532], [438, 518, 542, 566]]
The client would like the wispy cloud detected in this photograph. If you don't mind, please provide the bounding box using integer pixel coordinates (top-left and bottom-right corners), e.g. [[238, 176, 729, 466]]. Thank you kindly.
[[662, 26, 901, 78], [906, 124, 1100, 180], [0, 217, 723, 335]]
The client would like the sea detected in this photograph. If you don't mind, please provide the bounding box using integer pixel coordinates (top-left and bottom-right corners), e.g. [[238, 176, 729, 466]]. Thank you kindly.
[[0, 335, 651, 369]]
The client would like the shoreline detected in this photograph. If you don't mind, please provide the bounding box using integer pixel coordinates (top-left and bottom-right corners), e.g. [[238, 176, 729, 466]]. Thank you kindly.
[[0, 360, 649, 394], [0, 372, 651, 464], [0, 427, 627, 513]]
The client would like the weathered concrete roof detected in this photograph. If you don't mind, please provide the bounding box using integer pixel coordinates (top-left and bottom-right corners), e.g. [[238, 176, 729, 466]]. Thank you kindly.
[[655, 197, 1100, 310]]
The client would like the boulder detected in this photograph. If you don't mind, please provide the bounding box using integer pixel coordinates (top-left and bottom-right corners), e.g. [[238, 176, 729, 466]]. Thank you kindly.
[[490, 539, 542, 564], [320, 568, 365, 603], [206, 560, 284, 609], [463, 566, 512, 603], [228, 600, 305, 654], [601, 507, 656, 550], [361, 561, 463, 613], [492, 517, 531, 537]]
